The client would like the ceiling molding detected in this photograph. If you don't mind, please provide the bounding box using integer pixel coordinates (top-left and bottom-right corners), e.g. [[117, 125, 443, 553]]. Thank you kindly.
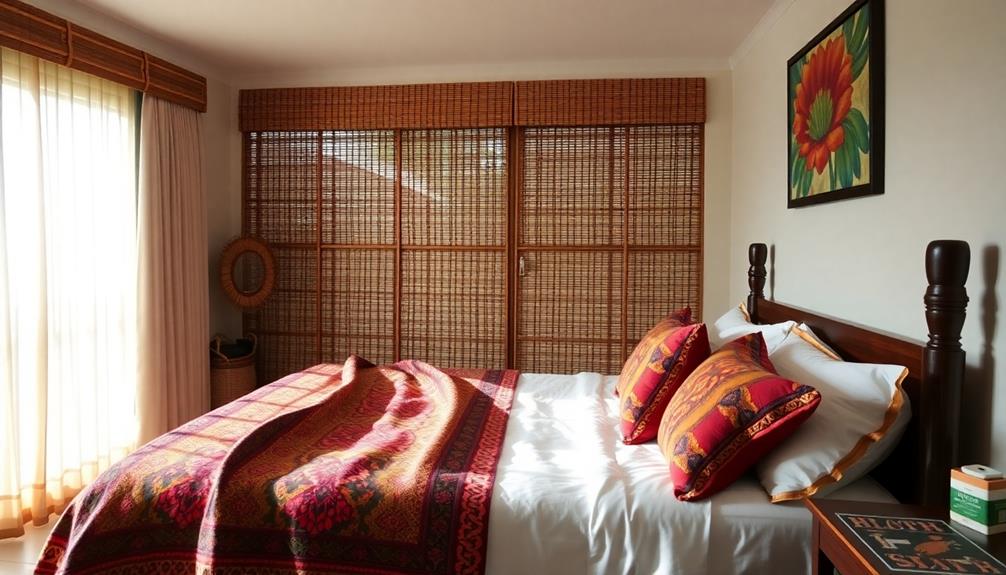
[[729, 0, 796, 70]]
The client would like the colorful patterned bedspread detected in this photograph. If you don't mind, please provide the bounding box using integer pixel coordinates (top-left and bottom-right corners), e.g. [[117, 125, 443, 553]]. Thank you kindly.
[[36, 357, 519, 575]]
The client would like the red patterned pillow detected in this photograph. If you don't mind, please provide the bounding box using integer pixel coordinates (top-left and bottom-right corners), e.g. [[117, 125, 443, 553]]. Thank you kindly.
[[617, 307, 710, 444], [657, 332, 821, 501]]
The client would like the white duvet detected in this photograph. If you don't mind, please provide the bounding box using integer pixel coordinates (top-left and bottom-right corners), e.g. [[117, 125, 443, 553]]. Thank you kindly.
[[484, 372, 894, 574]]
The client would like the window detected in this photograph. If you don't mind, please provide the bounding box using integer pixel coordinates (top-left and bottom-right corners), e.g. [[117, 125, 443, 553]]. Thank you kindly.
[[517, 126, 702, 373], [245, 128, 508, 382], [0, 47, 138, 534]]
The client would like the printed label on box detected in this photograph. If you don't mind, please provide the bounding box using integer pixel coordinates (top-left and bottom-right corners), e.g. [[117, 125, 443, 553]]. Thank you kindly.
[[951, 487, 1006, 526]]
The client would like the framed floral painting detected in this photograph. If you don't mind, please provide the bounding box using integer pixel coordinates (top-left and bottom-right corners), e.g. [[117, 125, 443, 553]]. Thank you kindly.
[[788, 0, 884, 208]]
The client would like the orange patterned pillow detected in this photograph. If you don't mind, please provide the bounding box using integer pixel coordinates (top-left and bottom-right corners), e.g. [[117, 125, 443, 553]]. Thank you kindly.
[[657, 332, 821, 501], [617, 308, 710, 444]]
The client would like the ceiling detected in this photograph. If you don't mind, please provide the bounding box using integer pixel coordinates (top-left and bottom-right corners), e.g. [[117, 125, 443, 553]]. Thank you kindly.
[[72, 0, 776, 83]]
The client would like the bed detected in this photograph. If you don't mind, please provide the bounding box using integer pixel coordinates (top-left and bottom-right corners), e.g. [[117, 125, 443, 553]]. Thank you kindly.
[[35, 240, 970, 575], [484, 371, 897, 574]]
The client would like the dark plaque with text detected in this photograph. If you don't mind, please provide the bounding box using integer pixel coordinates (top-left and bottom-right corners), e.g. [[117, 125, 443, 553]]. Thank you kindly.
[[836, 513, 1006, 574]]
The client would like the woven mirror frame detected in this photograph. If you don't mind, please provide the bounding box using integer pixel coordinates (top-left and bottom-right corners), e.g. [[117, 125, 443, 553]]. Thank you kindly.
[[220, 236, 276, 309]]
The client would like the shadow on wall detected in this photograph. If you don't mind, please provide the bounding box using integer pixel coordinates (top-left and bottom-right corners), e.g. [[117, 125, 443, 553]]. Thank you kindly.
[[961, 244, 998, 465]]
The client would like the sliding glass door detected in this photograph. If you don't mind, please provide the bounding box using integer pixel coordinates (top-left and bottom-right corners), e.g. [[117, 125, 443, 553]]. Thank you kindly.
[[244, 123, 702, 378]]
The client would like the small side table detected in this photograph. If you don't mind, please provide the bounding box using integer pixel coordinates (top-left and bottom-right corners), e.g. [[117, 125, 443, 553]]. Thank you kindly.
[[805, 499, 1006, 575]]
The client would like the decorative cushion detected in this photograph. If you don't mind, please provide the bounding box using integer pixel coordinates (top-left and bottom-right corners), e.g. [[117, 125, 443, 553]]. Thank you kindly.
[[615, 307, 695, 396], [657, 332, 821, 501], [708, 302, 795, 353], [616, 308, 710, 444], [755, 325, 910, 502]]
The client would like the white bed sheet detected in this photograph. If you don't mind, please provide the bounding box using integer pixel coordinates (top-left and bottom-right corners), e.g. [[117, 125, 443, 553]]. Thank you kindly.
[[485, 372, 895, 574]]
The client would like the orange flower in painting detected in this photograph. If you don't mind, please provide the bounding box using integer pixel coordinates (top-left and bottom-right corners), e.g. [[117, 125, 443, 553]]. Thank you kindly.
[[793, 36, 854, 174]]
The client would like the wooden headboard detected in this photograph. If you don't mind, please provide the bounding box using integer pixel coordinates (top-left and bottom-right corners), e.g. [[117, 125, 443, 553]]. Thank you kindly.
[[745, 241, 970, 508]]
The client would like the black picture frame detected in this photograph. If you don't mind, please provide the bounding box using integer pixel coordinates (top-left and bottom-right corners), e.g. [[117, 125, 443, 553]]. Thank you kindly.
[[787, 0, 884, 208]]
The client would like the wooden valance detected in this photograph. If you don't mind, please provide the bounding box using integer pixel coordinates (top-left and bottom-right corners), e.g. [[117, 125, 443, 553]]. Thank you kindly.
[[239, 82, 514, 132], [239, 78, 706, 132], [514, 78, 705, 126], [0, 0, 206, 112]]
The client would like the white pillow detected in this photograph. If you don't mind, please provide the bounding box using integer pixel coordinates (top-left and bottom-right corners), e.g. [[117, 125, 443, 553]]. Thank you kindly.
[[707, 302, 795, 354], [796, 322, 839, 357], [755, 325, 911, 502]]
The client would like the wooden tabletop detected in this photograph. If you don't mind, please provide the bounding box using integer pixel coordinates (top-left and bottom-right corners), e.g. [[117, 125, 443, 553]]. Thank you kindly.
[[805, 499, 1006, 575]]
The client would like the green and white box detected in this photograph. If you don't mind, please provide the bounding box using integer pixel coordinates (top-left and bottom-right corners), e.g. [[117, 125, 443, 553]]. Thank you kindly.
[[950, 468, 1006, 535]]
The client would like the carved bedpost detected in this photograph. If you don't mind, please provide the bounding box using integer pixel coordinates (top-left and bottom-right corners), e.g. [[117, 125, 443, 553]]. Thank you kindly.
[[747, 243, 768, 323], [920, 240, 969, 508]]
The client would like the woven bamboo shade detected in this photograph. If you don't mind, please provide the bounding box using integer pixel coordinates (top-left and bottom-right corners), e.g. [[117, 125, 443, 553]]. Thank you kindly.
[[245, 131, 319, 244], [322, 248, 396, 366], [516, 125, 703, 374], [400, 128, 507, 369], [244, 131, 318, 383], [323, 131, 396, 245], [517, 250, 624, 374], [402, 250, 505, 368], [318, 130, 398, 367], [514, 78, 705, 127], [0, 0, 206, 111], [239, 83, 513, 132], [242, 78, 704, 378], [401, 129, 507, 246], [244, 127, 509, 380]]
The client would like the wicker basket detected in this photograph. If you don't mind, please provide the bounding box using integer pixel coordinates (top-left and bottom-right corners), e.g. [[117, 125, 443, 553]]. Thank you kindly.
[[210, 334, 257, 408]]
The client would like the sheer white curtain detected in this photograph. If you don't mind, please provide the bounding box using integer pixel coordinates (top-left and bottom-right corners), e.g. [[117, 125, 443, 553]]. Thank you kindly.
[[0, 48, 138, 538]]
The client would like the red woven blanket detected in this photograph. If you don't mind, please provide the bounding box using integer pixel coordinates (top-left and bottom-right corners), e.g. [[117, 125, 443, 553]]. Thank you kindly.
[[36, 357, 519, 575]]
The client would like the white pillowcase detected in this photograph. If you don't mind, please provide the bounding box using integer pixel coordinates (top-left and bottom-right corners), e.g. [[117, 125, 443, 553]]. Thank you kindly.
[[707, 302, 795, 354], [796, 322, 839, 357], [755, 325, 911, 502]]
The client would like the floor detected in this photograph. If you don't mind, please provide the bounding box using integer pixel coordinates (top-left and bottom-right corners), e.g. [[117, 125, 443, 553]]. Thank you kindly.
[[0, 521, 53, 574]]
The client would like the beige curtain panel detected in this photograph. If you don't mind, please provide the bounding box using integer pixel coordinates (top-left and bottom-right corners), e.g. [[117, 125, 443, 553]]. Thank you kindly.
[[137, 96, 209, 444], [0, 47, 138, 538]]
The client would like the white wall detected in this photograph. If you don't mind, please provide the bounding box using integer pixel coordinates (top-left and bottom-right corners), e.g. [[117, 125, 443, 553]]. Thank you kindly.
[[731, 0, 1006, 468], [24, 0, 244, 338], [202, 79, 243, 338], [702, 70, 732, 320], [237, 61, 733, 320]]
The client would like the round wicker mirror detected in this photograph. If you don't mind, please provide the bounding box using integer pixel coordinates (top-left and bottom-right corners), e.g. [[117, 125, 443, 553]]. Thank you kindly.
[[220, 236, 275, 308]]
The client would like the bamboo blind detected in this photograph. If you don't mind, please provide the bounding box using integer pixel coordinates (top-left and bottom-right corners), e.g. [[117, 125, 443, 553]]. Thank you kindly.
[[400, 129, 507, 369], [0, 0, 206, 111], [516, 126, 703, 374], [244, 128, 508, 382], [241, 78, 704, 378]]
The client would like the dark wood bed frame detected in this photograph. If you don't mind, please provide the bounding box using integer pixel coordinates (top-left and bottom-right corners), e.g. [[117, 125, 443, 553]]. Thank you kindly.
[[745, 240, 970, 508]]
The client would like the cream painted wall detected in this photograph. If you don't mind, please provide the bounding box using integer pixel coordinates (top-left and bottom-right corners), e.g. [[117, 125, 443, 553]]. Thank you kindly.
[[24, 0, 244, 338], [702, 70, 733, 322], [202, 79, 243, 338], [730, 0, 1006, 467], [237, 63, 733, 322]]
